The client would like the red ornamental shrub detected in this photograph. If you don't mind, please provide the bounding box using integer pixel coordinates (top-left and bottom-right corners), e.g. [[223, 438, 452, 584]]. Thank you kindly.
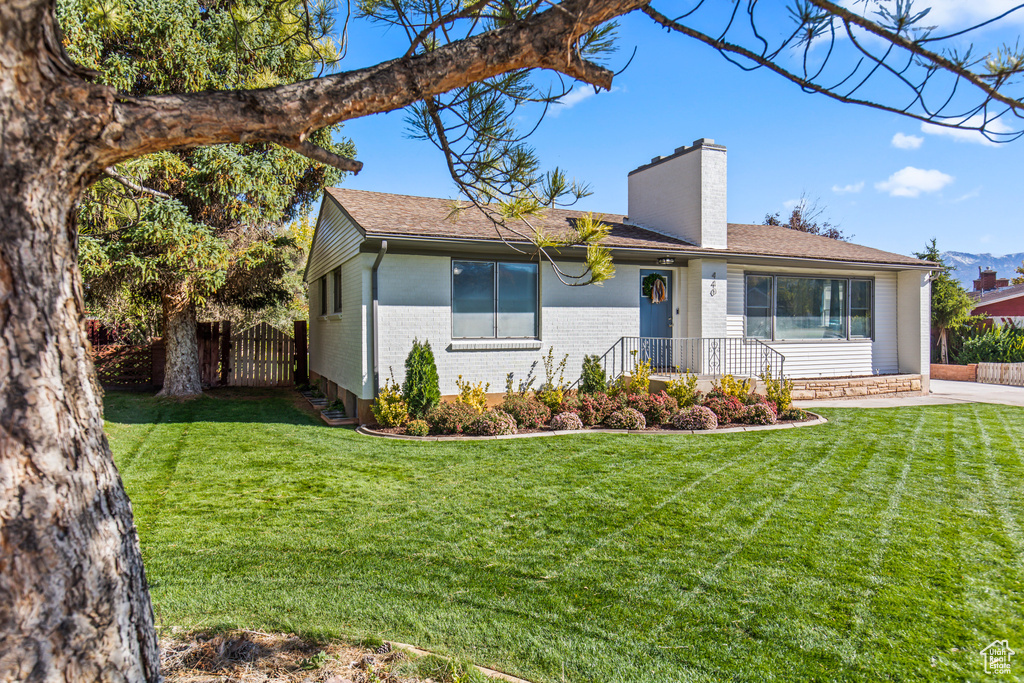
[[468, 409, 518, 436], [426, 401, 478, 434], [620, 391, 678, 426], [742, 403, 777, 426], [702, 394, 745, 424], [500, 394, 552, 428], [671, 405, 719, 430], [550, 411, 585, 431], [605, 407, 647, 430], [565, 392, 614, 425]]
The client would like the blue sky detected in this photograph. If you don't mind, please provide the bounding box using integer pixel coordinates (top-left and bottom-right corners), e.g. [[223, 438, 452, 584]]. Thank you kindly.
[[329, 2, 1024, 258]]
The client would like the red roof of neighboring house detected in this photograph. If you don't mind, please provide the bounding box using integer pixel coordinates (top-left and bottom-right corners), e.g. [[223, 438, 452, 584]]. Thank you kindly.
[[971, 283, 1024, 314], [325, 188, 934, 268]]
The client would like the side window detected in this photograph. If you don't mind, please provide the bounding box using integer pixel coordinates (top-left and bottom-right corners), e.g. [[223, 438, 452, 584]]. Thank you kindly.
[[319, 275, 327, 316], [333, 266, 343, 313]]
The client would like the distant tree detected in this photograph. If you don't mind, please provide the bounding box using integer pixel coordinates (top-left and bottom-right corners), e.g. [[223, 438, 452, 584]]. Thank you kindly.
[[1012, 261, 1024, 286], [915, 239, 979, 364], [762, 194, 850, 241], [63, 0, 355, 396]]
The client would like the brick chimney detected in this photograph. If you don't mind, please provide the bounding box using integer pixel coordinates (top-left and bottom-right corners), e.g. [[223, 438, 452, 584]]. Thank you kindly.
[[626, 138, 727, 249], [973, 267, 1009, 293]]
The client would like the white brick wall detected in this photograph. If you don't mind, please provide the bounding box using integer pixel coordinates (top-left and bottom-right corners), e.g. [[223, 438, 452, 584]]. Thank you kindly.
[[626, 139, 727, 249], [375, 254, 641, 395]]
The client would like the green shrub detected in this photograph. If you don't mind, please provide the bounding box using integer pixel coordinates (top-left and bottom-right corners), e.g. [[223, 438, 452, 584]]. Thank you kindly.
[[403, 338, 441, 418], [455, 375, 490, 413], [579, 355, 607, 394], [427, 401, 478, 434], [759, 367, 793, 412], [539, 346, 569, 392], [955, 324, 1024, 364], [671, 406, 718, 430], [605, 407, 646, 430], [468, 410, 518, 436], [405, 419, 430, 437], [664, 371, 701, 407], [712, 374, 753, 399], [500, 395, 551, 428], [371, 380, 407, 427], [609, 351, 651, 396], [535, 388, 565, 411], [550, 411, 584, 430], [779, 407, 810, 421]]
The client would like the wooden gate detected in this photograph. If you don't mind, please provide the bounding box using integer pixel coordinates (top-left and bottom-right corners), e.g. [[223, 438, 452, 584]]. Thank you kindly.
[[228, 322, 296, 387]]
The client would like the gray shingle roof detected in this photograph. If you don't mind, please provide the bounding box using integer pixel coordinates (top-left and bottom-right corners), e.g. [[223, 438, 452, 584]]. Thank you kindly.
[[326, 188, 934, 268]]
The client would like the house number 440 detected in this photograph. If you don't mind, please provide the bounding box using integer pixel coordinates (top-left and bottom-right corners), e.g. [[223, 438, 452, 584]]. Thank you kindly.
[[709, 272, 717, 297]]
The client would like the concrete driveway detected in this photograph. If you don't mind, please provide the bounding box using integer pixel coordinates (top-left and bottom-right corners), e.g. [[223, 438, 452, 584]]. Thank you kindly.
[[795, 379, 1024, 409]]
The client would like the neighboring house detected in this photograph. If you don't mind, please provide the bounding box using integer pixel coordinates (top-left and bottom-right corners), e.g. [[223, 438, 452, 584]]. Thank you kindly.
[[305, 138, 935, 420], [970, 271, 1024, 327]]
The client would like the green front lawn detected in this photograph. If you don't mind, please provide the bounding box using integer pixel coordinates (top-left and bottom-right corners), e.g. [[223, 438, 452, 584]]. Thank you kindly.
[[104, 391, 1024, 682]]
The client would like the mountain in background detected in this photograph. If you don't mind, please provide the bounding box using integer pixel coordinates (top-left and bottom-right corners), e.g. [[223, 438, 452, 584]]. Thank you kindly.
[[940, 251, 1024, 290]]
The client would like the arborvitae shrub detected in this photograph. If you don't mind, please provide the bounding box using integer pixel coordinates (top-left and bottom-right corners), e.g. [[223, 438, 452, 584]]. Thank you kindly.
[[403, 339, 440, 418]]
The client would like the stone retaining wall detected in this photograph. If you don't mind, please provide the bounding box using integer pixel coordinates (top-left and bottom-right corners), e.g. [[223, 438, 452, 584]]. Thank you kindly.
[[930, 363, 977, 382], [790, 374, 924, 400]]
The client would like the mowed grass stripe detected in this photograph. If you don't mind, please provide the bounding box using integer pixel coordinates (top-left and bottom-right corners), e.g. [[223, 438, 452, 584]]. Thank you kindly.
[[103, 393, 1024, 683]]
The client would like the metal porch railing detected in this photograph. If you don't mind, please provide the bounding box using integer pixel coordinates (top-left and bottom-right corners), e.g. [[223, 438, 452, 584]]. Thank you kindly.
[[578, 336, 786, 385]]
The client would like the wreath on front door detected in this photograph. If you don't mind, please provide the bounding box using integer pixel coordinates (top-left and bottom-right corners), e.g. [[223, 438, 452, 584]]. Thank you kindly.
[[642, 273, 668, 304]]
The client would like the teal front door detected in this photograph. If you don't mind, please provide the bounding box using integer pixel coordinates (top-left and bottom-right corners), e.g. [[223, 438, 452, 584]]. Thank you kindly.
[[639, 269, 673, 371]]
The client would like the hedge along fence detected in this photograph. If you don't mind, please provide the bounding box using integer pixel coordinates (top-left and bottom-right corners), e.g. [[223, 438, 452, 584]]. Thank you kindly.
[[978, 362, 1024, 387]]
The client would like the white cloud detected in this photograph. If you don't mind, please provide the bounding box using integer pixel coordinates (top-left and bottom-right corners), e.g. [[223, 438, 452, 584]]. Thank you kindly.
[[832, 181, 865, 194], [953, 188, 982, 202], [783, 198, 801, 210], [875, 167, 954, 197], [920, 115, 1013, 147], [909, 0, 1024, 29], [551, 86, 618, 116], [891, 132, 923, 150]]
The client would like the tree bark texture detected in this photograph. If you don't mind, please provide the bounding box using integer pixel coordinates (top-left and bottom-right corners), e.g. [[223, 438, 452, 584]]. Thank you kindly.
[[0, 0, 646, 678], [1, 2, 160, 681], [156, 290, 202, 398]]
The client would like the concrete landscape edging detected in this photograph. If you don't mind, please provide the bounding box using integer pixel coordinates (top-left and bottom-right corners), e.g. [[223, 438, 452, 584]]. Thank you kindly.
[[355, 412, 827, 441]]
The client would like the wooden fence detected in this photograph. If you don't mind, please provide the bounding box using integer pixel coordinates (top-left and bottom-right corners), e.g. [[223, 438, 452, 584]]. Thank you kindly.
[[228, 322, 297, 387], [89, 319, 308, 389], [978, 362, 1024, 387]]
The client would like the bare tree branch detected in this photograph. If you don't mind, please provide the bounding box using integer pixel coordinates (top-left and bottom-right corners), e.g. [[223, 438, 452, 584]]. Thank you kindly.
[[279, 140, 363, 173]]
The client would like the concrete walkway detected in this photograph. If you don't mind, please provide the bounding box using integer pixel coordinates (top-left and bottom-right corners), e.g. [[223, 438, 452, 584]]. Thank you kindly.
[[794, 379, 1024, 409]]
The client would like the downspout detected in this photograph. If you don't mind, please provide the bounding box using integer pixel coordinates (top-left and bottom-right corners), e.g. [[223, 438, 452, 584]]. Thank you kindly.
[[371, 240, 388, 397]]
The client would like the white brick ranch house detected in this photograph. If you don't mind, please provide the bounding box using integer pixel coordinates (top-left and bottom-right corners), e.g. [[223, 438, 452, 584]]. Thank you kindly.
[[304, 139, 935, 421]]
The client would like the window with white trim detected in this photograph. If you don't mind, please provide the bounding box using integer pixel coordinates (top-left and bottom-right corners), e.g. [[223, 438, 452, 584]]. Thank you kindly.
[[745, 275, 872, 340], [452, 260, 538, 338], [332, 266, 343, 313]]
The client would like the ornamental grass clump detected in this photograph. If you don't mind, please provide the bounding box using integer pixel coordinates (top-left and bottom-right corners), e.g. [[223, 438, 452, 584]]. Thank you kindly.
[[371, 379, 407, 427], [742, 403, 778, 426], [405, 419, 430, 437], [468, 410, 518, 436], [605, 407, 646, 430], [549, 411, 584, 431], [500, 395, 551, 429], [671, 405, 718, 430], [426, 401, 477, 435]]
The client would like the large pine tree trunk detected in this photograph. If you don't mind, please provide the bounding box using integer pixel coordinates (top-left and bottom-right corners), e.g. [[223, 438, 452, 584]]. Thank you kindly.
[[0, 173, 161, 683], [157, 288, 202, 397], [1, 3, 161, 680]]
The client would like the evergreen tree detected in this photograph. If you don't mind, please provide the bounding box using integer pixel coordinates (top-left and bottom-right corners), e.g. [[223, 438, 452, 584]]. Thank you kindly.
[[915, 239, 978, 364], [61, 0, 355, 394], [403, 339, 441, 418]]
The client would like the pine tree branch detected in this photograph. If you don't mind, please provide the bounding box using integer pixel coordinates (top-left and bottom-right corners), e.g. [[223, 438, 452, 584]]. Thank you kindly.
[[102, 167, 172, 200], [89, 0, 642, 174], [280, 141, 363, 173]]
